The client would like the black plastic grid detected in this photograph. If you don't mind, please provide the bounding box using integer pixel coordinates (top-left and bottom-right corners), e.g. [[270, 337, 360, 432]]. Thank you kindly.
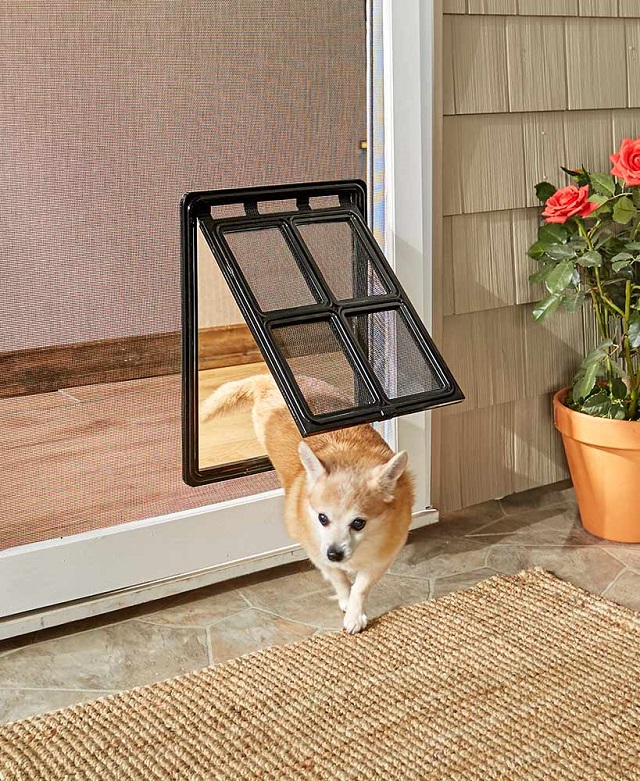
[[181, 180, 464, 486]]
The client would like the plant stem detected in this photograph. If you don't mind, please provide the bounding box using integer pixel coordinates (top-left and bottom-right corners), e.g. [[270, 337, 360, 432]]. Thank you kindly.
[[590, 288, 608, 341], [595, 267, 626, 318], [623, 280, 639, 420], [576, 219, 593, 249], [634, 361, 640, 421]]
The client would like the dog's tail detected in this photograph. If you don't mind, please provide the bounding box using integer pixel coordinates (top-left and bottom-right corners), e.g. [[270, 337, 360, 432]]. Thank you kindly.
[[201, 372, 350, 424], [199, 374, 277, 422]]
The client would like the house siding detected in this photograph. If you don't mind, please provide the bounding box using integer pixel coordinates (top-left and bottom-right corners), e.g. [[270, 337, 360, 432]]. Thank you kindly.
[[433, 2, 640, 510]]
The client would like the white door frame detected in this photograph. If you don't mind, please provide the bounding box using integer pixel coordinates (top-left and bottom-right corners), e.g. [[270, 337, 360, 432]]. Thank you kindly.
[[0, 1, 437, 639], [383, 0, 436, 512]]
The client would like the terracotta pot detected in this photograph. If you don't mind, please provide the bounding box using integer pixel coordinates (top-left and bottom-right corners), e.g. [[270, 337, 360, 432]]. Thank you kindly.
[[553, 388, 640, 543]]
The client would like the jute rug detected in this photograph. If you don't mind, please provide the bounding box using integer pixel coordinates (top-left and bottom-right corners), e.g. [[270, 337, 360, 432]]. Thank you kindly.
[[1, 568, 640, 781]]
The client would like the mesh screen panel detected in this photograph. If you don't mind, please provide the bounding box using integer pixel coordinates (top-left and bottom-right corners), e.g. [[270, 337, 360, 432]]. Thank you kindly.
[[1, 1, 365, 550], [347, 308, 447, 399], [296, 220, 388, 300], [271, 320, 373, 415], [223, 229, 319, 312]]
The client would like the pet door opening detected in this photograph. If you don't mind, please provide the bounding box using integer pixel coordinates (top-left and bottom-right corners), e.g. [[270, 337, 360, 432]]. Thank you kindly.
[[182, 180, 464, 486]]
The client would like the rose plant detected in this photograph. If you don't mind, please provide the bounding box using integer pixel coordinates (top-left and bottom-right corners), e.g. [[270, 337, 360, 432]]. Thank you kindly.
[[529, 135, 640, 421]]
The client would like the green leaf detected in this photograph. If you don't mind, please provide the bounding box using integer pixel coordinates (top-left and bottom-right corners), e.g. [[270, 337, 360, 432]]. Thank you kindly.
[[577, 250, 602, 268], [562, 291, 586, 312], [590, 173, 616, 197], [545, 260, 575, 294], [545, 244, 577, 261], [527, 241, 549, 260], [587, 193, 612, 214], [625, 241, 640, 251], [613, 261, 633, 273], [613, 195, 637, 225], [612, 251, 634, 262], [538, 224, 569, 245], [612, 253, 635, 272], [629, 314, 640, 349], [607, 401, 627, 420], [568, 237, 588, 251], [610, 378, 628, 401], [535, 181, 557, 203], [587, 194, 609, 205], [528, 264, 553, 284], [587, 340, 615, 357], [581, 389, 612, 417], [572, 361, 600, 403], [532, 293, 563, 322]]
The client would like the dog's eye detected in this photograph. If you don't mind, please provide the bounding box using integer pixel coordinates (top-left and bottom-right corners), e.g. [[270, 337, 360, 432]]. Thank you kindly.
[[318, 513, 330, 526], [350, 517, 367, 531]]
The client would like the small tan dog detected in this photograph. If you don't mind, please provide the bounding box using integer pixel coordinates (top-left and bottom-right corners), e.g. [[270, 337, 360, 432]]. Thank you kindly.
[[201, 375, 414, 633]]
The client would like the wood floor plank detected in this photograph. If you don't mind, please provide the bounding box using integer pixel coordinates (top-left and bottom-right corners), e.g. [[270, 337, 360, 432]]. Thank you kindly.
[[1, 364, 276, 551]]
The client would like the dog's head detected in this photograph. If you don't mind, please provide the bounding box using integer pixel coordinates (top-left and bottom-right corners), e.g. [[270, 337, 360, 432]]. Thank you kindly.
[[298, 441, 409, 567]]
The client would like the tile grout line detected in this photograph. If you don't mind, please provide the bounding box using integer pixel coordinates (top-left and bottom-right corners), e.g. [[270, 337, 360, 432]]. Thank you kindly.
[[602, 548, 640, 571], [135, 607, 249, 631], [237, 591, 255, 609], [599, 566, 631, 598], [249, 606, 338, 633], [384, 571, 431, 583]]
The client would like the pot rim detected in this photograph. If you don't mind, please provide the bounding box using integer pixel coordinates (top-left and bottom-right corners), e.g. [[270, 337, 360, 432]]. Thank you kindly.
[[553, 388, 640, 450]]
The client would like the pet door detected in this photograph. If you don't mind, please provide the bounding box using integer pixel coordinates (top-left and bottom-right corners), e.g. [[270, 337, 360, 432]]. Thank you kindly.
[[182, 180, 463, 486]]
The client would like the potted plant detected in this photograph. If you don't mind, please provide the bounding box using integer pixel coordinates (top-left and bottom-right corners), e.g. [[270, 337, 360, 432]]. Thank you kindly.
[[528, 136, 640, 543]]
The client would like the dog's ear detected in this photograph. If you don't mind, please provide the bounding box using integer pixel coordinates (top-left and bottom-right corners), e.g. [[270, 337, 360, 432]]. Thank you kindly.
[[371, 451, 408, 501], [298, 441, 327, 484]]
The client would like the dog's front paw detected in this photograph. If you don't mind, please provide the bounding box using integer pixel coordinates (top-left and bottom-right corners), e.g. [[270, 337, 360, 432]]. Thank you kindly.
[[343, 610, 368, 634], [338, 596, 350, 613]]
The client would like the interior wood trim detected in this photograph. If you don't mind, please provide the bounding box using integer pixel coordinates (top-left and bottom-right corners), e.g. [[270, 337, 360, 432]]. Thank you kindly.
[[1, 324, 262, 398], [197, 324, 262, 371]]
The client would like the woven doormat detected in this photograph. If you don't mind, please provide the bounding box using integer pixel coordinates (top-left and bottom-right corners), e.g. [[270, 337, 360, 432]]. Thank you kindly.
[[1, 568, 640, 780]]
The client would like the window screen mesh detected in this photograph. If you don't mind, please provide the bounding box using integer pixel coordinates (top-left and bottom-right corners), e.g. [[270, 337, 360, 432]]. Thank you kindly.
[[347, 308, 447, 399], [223, 229, 319, 312], [270, 320, 374, 415], [0, 0, 365, 551], [296, 220, 389, 300]]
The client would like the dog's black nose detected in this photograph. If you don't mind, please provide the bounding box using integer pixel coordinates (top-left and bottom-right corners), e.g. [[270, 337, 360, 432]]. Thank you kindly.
[[326, 546, 344, 562]]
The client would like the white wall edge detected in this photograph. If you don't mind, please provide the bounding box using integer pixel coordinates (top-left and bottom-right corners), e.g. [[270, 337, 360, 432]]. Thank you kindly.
[[0, 507, 438, 640]]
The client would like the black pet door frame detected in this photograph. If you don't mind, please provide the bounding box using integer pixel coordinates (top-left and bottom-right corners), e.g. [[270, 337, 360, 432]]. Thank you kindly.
[[181, 180, 463, 486]]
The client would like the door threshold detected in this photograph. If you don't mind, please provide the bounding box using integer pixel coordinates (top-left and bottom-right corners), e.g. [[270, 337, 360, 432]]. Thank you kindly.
[[1, 507, 437, 640]]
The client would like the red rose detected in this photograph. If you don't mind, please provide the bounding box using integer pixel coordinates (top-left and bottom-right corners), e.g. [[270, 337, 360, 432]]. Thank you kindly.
[[541, 185, 598, 224], [610, 136, 640, 186]]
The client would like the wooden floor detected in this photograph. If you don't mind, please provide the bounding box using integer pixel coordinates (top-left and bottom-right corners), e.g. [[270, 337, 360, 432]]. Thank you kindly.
[[198, 362, 270, 468], [1, 365, 277, 551]]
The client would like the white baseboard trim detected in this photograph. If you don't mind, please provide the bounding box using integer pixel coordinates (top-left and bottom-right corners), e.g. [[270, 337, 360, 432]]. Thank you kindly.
[[0, 508, 438, 640]]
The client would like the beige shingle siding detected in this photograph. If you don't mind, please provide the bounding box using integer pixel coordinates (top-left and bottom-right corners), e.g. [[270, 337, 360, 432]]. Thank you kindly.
[[443, 1, 639, 15], [434, 2, 636, 510]]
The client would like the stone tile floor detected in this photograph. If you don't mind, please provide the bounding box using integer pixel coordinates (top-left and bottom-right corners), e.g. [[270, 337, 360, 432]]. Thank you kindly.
[[2, 479, 640, 724]]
